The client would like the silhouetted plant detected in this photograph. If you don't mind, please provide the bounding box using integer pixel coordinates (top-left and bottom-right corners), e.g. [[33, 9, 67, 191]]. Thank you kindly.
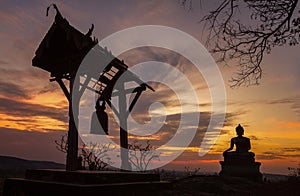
[[55, 134, 114, 170], [81, 142, 115, 170], [128, 140, 160, 171], [55, 133, 68, 153], [288, 165, 300, 177], [184, 166, 201, 177]]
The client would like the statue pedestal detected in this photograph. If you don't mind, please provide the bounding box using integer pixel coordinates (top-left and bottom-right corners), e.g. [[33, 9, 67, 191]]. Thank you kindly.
[[219, 152, 262, 181]]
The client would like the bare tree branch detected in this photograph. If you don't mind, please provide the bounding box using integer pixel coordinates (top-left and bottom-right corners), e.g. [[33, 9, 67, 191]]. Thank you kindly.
[[182, 0, 299, 86], [128, 140, 160, 171], [55, 133, 68, 153], [81, 142, 115, 170], [55, 134, 115, 170]]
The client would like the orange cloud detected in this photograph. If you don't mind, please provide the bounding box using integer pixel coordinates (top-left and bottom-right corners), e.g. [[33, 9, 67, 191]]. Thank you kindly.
[[278, 121, 300, 129]]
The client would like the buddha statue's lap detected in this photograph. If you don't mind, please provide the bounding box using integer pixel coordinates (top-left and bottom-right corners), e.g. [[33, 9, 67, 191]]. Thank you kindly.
[[224, 151, 255, 164], [225, 151, 255, 157]]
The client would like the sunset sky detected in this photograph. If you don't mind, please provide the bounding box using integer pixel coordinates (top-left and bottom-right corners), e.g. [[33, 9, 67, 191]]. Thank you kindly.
[[0, 0, 299, 174]]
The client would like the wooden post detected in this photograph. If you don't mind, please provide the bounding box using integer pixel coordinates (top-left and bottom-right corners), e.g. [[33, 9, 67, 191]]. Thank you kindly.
[[118, 81, 130, 170], [66, 76, 79, 171]]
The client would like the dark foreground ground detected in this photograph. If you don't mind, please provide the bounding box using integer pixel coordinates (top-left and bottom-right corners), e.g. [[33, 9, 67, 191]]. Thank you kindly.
[[0, 179, 3, 196], [1, 156, 298, 195], [1, 175, 300, 196], [161, 175, 300, 196]]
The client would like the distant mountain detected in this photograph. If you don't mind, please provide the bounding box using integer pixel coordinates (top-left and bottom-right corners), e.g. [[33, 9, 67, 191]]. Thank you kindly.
[[0, 155, 65, 170]]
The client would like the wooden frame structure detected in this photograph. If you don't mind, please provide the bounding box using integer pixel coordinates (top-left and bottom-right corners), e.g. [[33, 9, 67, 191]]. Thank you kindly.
[[32, 4, 154, 171]]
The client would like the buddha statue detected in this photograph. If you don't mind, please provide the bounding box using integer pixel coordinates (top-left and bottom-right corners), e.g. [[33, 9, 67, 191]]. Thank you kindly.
[[219, 124, 262, 181], [223, 124, 254, 162]]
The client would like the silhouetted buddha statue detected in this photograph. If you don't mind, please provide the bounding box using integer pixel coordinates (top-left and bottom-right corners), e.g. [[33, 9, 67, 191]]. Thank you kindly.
[[219, 124, 262, 181], [223, 124, 254, 163]]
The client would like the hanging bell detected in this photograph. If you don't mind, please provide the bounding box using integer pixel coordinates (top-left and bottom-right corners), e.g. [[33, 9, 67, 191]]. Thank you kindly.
[[90, 102, 108, 135]]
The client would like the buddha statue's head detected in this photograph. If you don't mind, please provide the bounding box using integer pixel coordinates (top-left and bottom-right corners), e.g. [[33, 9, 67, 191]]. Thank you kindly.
[[236, 124, 244, 136]]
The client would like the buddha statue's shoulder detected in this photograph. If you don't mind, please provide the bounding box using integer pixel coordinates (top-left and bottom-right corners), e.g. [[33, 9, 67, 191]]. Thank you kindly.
[[243, 136, 250, 141], [233, 136, 250, 145], [231, 137, 239, 141], [236, 136, 250, 140]]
